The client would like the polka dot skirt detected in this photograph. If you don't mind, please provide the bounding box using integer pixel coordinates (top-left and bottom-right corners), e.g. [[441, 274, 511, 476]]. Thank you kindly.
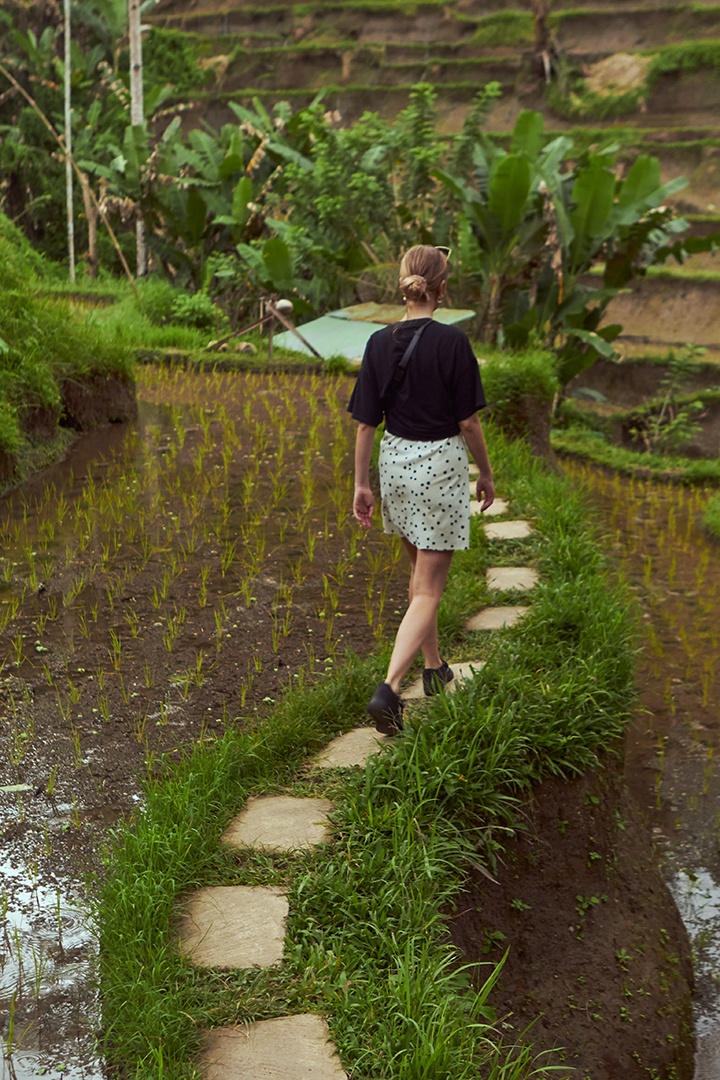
[[378, 432, 470, 551]]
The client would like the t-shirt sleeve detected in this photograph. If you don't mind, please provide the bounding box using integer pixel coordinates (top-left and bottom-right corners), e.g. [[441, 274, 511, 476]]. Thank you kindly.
[[452, 333, 487, 421], [347, 336, 384, 426]]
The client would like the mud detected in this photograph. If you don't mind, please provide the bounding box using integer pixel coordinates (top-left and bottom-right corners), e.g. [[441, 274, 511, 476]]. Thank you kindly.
[[562, 461, 720, 1079]]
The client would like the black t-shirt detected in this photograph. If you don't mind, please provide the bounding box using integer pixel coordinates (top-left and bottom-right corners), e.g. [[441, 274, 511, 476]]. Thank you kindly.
[[348, 318, 486, 440]]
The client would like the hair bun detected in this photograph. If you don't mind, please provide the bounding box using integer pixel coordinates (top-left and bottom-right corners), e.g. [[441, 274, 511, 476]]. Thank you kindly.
[[400, 274, 427, 290], [400, 273, 429, 301]]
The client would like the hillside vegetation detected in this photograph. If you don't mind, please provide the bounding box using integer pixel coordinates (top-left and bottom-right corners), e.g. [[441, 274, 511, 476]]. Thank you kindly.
[[139, 0, 720, 355]]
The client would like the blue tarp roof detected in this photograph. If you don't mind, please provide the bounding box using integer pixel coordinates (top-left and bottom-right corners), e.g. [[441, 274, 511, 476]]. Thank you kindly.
[[274, 303, 475, 362]]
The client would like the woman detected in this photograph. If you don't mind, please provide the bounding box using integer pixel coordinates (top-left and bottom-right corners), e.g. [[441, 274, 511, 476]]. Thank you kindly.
[[349, 244, 495, 735]]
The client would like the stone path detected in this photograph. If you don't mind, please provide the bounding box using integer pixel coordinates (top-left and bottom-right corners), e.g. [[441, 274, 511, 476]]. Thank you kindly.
[[176, 485, 539, 1077], [179, 885, 289, 969], [222, 795, 333, 852], [466, 606, 529, 631], [199, 1015, 346, 1080]]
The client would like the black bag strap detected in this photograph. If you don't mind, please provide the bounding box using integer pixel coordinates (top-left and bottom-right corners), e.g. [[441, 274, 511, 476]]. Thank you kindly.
[[388, 319, 431, 401]]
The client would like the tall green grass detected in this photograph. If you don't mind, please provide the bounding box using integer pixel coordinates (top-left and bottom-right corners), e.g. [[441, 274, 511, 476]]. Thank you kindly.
[[97, 427, 637, 1078]]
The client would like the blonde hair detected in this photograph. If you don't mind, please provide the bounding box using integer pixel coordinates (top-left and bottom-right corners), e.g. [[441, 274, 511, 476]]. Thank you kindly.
[[398, 245, 449, 304]]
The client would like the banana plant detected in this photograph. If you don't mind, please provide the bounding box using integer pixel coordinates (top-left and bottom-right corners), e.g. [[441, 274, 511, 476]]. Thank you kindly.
[[434, 110, 690, 386]]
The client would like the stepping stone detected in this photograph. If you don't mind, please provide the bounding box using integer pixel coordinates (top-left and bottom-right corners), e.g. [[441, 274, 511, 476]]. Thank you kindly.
[[470, 497, 508, 517], [404, 659, 486, 700], [178, 885, 288, 969], [483, 520, 532, 541], [199, 1014, 347, 1080], [487, 567, 539, 592], [222, 796, 333, 853], [465, 606, 529, 631], [314, 727, 390, 769]]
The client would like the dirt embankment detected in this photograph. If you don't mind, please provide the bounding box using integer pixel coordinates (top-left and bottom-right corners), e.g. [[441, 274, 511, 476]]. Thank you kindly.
[[450, 755, 695, 1079], [0, 371, 137, 488]]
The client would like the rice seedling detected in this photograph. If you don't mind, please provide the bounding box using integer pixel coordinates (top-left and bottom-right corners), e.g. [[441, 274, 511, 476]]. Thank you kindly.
[[56, 692, 71, 722], [0, 596, 20, 631], [109, 630, 123, 671], [11, 633, 26, 667], [47, 765, 58, 797], [140, 658, 153, 689], [77, 609, 91, 639], [125, 608, 140, 638], [63, 574, 86, 607], [220, 540, 237, 577], [69, 722, 83, 768]]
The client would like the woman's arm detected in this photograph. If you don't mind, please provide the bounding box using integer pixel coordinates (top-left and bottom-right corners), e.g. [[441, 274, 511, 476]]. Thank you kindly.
[[458, 412, 495, 511], [353, 422, 377, 529]]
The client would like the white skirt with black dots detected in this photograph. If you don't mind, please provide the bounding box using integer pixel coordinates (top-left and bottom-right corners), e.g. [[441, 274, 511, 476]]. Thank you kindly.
[[378, 432, 470, 551]]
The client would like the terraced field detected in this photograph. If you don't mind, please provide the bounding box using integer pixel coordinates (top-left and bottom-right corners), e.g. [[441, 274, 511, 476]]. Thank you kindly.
[[145, 0, 720, 357]]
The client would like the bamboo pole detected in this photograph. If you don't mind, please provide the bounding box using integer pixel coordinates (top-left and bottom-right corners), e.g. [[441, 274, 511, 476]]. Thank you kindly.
[[63, 0, 75, 282], [128, 0, 147, 277]]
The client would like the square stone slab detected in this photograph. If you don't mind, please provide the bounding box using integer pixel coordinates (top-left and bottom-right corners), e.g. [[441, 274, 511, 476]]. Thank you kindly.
[[178, 886, 288, 969], [313, 727, 390, 769], [470, 497, 508, 517], [199, 1014, 347, 1079], [483, 520, 533, 541], [487, 567, 539, 592], [222, 796, 333, 853], [404, 659, 486, 700], [465, 606, 529, 631]]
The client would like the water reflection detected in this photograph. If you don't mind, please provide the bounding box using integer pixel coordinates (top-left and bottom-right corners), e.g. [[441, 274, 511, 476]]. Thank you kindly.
[[0, 869, 102, 1080]]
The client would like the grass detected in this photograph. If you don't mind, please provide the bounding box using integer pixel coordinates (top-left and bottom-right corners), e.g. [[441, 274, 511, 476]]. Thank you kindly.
[[96, 426, 637, 1078], [467, 11, 534, 48]]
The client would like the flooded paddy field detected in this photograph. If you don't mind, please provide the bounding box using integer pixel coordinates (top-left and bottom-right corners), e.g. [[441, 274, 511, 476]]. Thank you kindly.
[[564, 461, 720, 1079], [0, 366, 408, 1078], [2, 363, 718, 1077]]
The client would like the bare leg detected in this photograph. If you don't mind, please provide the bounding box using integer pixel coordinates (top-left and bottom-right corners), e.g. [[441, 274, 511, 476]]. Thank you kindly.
[[386, 548, 454, 694], [400, 537, 445, 672]]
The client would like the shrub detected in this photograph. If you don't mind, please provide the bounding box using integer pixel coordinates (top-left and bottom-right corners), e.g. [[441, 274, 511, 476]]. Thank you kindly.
[[170, 291, 228, 333], [480, 347, 559, 459]]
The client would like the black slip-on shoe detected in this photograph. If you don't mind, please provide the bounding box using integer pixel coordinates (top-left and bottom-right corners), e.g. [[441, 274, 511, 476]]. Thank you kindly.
[[422, 660, 454, 697], [367, 682, 404, 735]]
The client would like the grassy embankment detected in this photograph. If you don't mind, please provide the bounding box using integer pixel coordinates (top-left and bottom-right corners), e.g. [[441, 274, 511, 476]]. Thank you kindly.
[[97, 429, 637, 1078], [0, 214, 134, 481]]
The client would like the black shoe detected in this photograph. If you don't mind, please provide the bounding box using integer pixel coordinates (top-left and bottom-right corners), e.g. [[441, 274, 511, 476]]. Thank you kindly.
[[368, 683, 404, 735], [422, 660, 454, 697]]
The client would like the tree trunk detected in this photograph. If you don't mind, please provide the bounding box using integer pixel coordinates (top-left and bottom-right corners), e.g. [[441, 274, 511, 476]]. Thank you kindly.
[[79, 172, 98, 278]]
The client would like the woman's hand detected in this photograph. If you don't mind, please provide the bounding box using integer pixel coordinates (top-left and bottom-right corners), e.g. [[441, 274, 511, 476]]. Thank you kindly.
[[353, 485, 375, 530], [475, 474, 495, 513]]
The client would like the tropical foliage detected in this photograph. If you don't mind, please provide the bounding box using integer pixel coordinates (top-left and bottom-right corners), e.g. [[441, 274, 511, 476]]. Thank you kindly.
[[1, 2, 713, 375], [434, 111, 692, 384]]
